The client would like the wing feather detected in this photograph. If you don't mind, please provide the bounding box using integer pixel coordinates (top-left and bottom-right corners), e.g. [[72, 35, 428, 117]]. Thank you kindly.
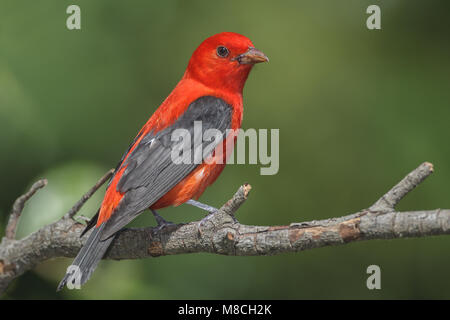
[[101, 96, 232, 239]]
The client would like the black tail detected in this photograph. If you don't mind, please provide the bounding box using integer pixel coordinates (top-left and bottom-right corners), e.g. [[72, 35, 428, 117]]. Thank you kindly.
[[57, 224, 115, 291]]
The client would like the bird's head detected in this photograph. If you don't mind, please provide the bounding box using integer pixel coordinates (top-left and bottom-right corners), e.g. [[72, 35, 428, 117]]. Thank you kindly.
[[184, 32, 268, 93]]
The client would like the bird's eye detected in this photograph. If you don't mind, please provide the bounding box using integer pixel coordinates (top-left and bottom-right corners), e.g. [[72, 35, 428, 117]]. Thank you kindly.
[[216, 46, 229, 58]]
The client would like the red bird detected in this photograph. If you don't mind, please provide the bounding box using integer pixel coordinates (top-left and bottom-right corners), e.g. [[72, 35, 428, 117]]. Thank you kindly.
[[58, 32, 268, 290]]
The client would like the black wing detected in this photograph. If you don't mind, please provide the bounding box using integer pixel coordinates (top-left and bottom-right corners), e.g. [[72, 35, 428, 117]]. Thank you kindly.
[[100, 96, 232, 239]]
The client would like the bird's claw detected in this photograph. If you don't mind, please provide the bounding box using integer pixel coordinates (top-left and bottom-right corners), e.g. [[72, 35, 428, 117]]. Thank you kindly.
[[155, 220, 178, 233], [151, 210, 178, 232], [197, 210, 219, 236]]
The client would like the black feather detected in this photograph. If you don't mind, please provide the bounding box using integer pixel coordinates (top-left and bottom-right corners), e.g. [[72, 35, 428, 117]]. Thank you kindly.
[[80, 209, 100, 238], [57, 224, 114, 291], [101, 96, 232, 240]]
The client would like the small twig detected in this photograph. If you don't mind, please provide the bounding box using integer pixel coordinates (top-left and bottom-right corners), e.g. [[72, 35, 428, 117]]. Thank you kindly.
[[369, 162, 434, 213], [64, 168, 114, 219], [5, 179, 48, 239], [220, 183, 252, 217]]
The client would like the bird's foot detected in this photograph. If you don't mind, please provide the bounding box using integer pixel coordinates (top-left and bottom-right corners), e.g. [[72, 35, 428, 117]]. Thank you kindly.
[[151, 209, 177, 232], [186, 199, 238, 235], [196, 210, 219, 236], [185, 199, 219, 235]]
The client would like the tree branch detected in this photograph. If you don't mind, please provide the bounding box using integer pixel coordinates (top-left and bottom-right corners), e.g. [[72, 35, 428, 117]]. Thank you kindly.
[[1, 162, 448, 295], [5, 179, 47, 240], [369, 161, 434, 212]]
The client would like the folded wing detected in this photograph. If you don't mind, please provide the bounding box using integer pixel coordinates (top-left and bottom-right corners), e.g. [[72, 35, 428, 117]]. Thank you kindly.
[[100, 96, 232, 239]]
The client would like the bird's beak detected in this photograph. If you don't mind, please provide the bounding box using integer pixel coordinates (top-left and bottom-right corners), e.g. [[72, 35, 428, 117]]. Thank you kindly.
[[233, 47, 269, 65]]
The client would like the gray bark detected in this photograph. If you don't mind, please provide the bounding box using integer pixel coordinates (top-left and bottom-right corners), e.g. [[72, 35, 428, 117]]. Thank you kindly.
[[1, 162, 447, 295]]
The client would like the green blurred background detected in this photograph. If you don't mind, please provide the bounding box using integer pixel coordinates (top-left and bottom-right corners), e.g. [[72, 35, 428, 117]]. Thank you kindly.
[[1, 0, 450, 299]]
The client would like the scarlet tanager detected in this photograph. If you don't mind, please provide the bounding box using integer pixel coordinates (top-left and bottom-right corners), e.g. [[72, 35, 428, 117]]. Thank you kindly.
[[58, 32, 268, 290]]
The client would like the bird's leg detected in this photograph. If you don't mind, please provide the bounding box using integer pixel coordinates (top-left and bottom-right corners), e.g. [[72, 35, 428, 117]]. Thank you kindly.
[[186, 199, 217, 213], [186, 199, 237, 235], [151, 209, 177, 232], [186, 199, 217, 229]]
